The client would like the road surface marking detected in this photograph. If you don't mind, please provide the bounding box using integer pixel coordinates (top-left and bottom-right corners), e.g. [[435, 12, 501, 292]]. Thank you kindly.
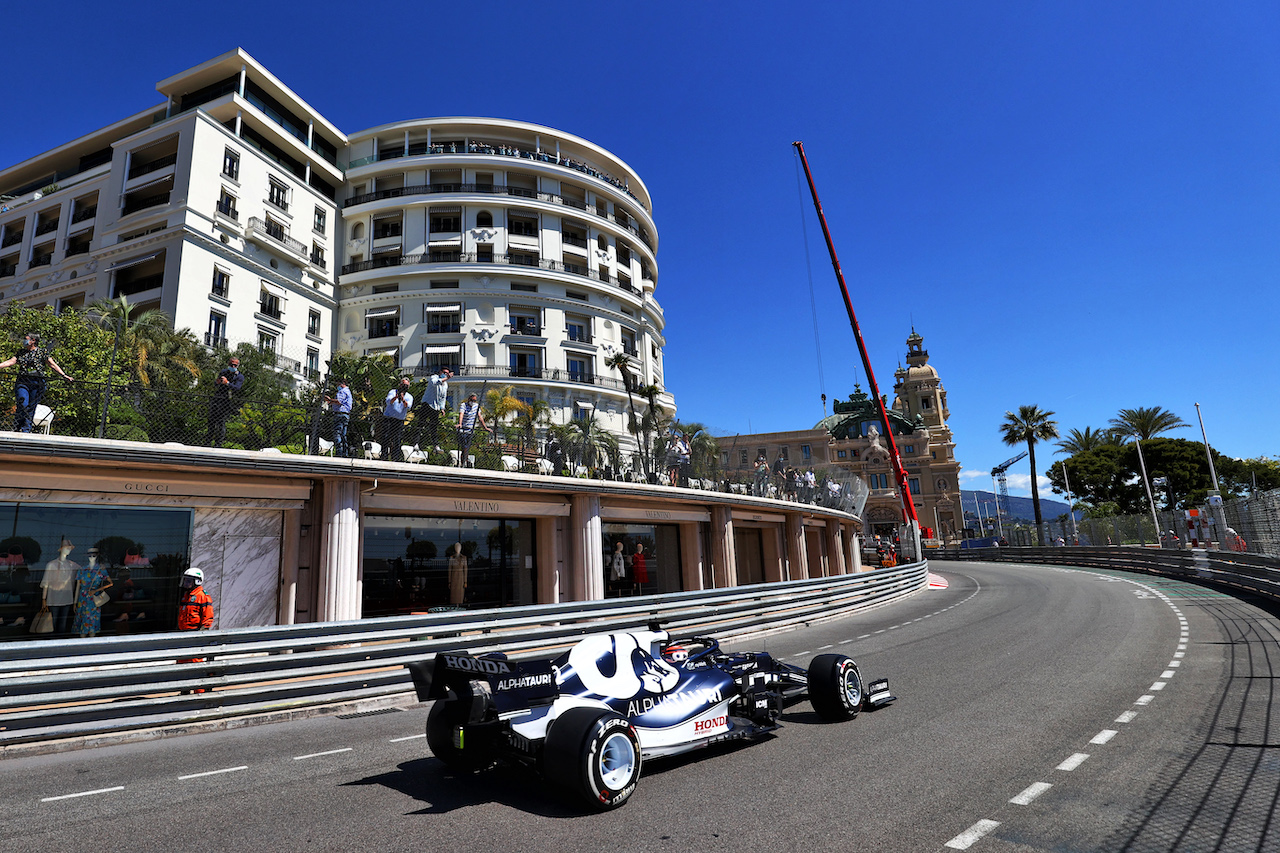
[[858, 634, 871, 639], [294, 748, 353, 761], [389, 733, 427, 742], [1091, 730, 1118, 745], [179, 766, 247, 780], [818, 644, 834, 650], [838, 639, 854, 645], [41, 786, 124, 802], [1057, 753, 1090, 771], [946, 820, 1001, 849], [1135, 695, 1154, 705], [1010, 782, 1052, 805], [1168, 660, 1181, 667], [1116, 711, 1138, 724], [1150, 681, 1167, 691], [1161, 670, 1175, 678]]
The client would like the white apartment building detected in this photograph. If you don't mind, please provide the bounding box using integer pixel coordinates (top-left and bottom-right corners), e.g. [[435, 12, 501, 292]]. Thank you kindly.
[[0, 50, 343, 380], [0, 50, 675, 455]]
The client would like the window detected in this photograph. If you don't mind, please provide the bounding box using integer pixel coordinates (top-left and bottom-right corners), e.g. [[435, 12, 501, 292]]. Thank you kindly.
[[425, 304, 461, 334], [510, 350, 540, 377], [510, 308, 539, 336], [313, 206, 326, 233], [216, 189, 238, 220], [222, 149, 240, 180], [903, 444, 915, 454], [921, 397, 933, 410], [740, 450, 749, 465], [508, 213, 538, 237], [367, 307, 400, 338], [423, 344, 461, 373], [476, 211, 493, 227], [207, 312, 227, 348], [511, 282, 537, 292], [567, 356, 591, 383], [515, 391, 536, 409], [801, 445, 811, 461], [430, 280, 458, 289], [307, 309, 321, 337], [565, 316, 590, 343], [908, 477, 921, 494], [621, 329, 637, 357], [430, 211, 461, 232], [310, 243, 325, 269], [264, 217, 287, 242], [211, 268, 230, 298], [837, 450, 847, 459], [259, 289, 282, 319], [372, 283, 399, 294], [373, 217, 402, 239], [258, 330, 277, 355], [566, 290, 588, 301], [367, 346, 400, 367], [268, 178, 289, 212], [306, 347, 320, 379], [721, 451, 730, 466]]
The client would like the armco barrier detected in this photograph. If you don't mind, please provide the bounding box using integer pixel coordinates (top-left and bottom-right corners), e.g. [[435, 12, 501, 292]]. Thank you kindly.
[[0, 562, 926, 748], [933, 546, 1280, 602]]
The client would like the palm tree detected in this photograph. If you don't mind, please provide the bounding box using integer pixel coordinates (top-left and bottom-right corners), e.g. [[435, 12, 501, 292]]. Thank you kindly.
[[999, 405, 1059, 545], [510, 397, 552, 456], [86, 295, 199, 388], [1108, 407, 1190, 441], [605, 352, 647, 477], [554, 414, 618, 473], [1056, 426, 1119, 455]]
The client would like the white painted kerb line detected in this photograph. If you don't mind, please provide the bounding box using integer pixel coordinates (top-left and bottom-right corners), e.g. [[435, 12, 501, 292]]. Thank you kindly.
[[41, 785, 124, 802], [179, 766, 247, 780], [946, 819, 1001, 849], [1010, 782, 1052, 805], [293, 748, 353, 761]]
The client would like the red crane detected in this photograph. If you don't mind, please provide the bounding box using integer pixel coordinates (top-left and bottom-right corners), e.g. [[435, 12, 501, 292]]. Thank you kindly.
[[792, 141, 919, 528]]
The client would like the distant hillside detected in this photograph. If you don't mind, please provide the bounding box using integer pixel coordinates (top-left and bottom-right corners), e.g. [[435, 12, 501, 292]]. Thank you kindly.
[[959, 489, 1073, 525]]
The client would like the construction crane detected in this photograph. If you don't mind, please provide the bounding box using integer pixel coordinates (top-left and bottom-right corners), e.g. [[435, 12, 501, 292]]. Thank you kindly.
[[990, 451, 1028, 537]]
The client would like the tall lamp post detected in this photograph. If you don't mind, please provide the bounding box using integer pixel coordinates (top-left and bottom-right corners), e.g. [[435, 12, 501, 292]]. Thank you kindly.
[[1195, 402, 1230, 551], [1060, 460, 1080, 545], [1133, 438, 1163, 546]]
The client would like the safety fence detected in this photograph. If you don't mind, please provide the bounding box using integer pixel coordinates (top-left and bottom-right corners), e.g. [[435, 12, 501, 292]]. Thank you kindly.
[[933, 546, 1280, 603], [0, 561, 927, 748]]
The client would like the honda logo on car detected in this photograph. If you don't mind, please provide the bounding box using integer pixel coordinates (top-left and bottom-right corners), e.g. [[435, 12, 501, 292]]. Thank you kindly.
[[441, 654, 511, 675], [694, 714, 728, 733]]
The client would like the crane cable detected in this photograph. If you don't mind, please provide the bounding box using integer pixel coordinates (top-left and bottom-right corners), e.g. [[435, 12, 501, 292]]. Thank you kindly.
[[794, 151, 828, 407]]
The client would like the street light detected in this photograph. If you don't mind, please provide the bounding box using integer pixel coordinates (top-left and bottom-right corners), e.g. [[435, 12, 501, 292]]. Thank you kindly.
[[1132, 438, 1163, 546]]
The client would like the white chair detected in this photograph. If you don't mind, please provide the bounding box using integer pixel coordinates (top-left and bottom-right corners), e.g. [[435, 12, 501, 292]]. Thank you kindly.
[[259, 447, 283, 455], [573, 465, 588, 478], [363, 441, 382, 460], [500, 455, 521, 472], [536, 458, 554, 476], [32, 404, 53, 435], [317, 438, 335, 456], [404, 445, 428, 464]]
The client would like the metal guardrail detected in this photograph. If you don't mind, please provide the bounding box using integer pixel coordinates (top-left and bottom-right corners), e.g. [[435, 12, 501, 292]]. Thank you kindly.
[[932, 546, 1280, 602], [0, 562, 927, 746]]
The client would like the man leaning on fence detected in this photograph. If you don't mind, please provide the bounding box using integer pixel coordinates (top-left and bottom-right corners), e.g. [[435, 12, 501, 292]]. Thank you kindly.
[[380, 377, 414, 462], [206, 356, 243, 447]]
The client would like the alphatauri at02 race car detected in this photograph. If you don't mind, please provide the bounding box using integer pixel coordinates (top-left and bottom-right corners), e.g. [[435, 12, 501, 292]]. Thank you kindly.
[[406, 626, 894, 810]]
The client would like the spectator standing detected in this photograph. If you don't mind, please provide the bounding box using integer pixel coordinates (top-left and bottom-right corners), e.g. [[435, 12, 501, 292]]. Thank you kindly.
[[420, 367, 451, 451], [455, 392, 491, 467], [325, 379, 352, 457], [0, 332, 74, 432], [380, 377, 414, 462], [206, 356, 244, 447], [753, 455, 770, 497]]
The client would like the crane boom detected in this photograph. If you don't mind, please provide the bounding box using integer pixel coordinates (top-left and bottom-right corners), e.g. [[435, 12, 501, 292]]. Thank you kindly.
[[990, 450, 1028, 529]]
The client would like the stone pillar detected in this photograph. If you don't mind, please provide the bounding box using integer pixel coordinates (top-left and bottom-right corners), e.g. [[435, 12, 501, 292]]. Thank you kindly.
[[826, 518, 846, 575], [679, 520, 704, 591], [710, 505, 737, 588], [847, 523, 864, 572], [317, 478, 361, 622], [570, 494, 603, 600], [278, 508, 301, 624], [536, 515, 562, 604], [786, 512, 808, 580]]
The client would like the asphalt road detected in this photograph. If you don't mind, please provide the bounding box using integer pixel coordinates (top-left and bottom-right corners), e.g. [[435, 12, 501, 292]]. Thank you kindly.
[[2, 559, 1277, 853]]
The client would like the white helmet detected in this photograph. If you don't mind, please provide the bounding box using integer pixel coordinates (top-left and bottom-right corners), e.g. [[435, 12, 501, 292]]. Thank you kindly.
[[180, 567, 204, 589]]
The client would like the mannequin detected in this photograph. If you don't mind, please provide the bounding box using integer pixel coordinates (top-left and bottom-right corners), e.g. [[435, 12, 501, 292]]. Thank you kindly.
[[72, 546, 112, 638], [609, 541, 627, 595], [631, 542, 648, 595], [40, 537, 79, 634], [447, 542, 468, 606]]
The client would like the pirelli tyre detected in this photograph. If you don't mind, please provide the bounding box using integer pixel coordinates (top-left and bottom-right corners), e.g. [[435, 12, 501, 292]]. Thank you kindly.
[[426, 681, 493, 772], [807, 653, 863, 721], [544, 708, 642, 811]]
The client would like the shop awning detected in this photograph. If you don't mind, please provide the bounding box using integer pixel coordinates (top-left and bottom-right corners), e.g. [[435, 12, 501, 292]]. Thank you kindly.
[[364, 306, 400, 319], [425, 304, 461, 313]]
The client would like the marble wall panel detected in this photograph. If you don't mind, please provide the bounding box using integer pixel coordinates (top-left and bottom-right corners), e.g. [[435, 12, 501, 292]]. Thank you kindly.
[[191, 508, 282, 629]]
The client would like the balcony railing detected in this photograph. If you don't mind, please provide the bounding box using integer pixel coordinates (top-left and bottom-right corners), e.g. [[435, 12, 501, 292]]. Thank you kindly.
[[426, 322, 461, 334], [509, 324, 541, 336], [565, 330, 593, 344], [35, 220, 59, 237], [258, 302, 284, 320], [127, 152, 177, 180], [66, 243, 91, 257], [247, 217, 307, 256], [339, 252, 634, 292], [0, 265, 16, 278], [562, 233, 588, 249], [343, 183, 654, 251], [204, 333, 228, 349], [29, 253, 52, 268], [309, 252, 326, 269], [1, 233, 23, 248], [215, 199, 239, 220], [408, 363, 630, 391], [122, 192, 171, 215], [345, 141, 649, 212], [72, 206, 97, 224]]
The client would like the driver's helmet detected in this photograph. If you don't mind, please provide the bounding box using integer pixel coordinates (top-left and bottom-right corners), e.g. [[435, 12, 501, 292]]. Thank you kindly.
[[662, 644, 689, 664]]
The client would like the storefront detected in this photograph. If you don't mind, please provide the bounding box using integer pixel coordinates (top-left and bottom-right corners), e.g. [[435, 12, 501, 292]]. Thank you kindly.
[[600, 521, 682, 596], [362, 515, 537, 615]]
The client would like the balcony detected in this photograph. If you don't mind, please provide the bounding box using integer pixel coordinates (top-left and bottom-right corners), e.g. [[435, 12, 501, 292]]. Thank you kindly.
[[127, 153, 177, 180], [1, 233, 23, 248], [35, 220, 60, 237], [122, 192, 171, 216], [565, 329, 593, 344], [71, 206, 97, 224], [563, 233, 588, 249], [215, 199, 239, 221], [0, 265, 16, 278], [309, 251, 326, 270], [427, 322, 461, 334], [247, 217, 307, 256], [342, 183, 654, 251], [509, 324, 541, 337], [339, 252, 637, 294], [30, 253, 52, 268], [258, 301, 284, 320], [407, 363, 629, 391]]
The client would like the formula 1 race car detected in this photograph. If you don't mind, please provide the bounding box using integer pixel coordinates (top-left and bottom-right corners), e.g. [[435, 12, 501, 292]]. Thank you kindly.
[[406, 626, 895, 810]]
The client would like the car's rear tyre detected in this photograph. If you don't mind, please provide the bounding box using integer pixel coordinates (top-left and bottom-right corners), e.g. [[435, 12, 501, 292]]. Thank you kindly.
[[808, 654, 863, 721], [544, 708, 642, 810], [426, 681, 493, 771]]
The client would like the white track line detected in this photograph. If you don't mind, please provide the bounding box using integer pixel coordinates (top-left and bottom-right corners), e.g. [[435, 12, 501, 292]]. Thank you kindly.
[[1115, 711, 1138, 724], [293, 748, 353, 761], [946, 820, 1001, 849], [1010, 782, 1052, 805], [1056, 753, 1090, 771], [179, 766, 247, 780], [41, 786, 124, 802], [1090, 730, 1118, 745], [390, 733, 426, 743]]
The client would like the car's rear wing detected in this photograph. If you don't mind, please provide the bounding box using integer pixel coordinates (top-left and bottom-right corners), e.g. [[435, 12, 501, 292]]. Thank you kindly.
[[407, 651, 559, 713]]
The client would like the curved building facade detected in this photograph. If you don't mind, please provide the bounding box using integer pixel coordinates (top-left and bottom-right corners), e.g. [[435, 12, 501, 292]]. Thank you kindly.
[[337, 118, 675, 462]]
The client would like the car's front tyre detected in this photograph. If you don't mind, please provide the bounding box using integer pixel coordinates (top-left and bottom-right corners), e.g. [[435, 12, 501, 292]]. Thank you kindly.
[[807, 654, 863, 721], [544, 708, 642, 810]]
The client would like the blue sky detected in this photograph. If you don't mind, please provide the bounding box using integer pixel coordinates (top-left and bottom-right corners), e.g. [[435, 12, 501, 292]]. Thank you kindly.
[[4, 1, 1277, 497]]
